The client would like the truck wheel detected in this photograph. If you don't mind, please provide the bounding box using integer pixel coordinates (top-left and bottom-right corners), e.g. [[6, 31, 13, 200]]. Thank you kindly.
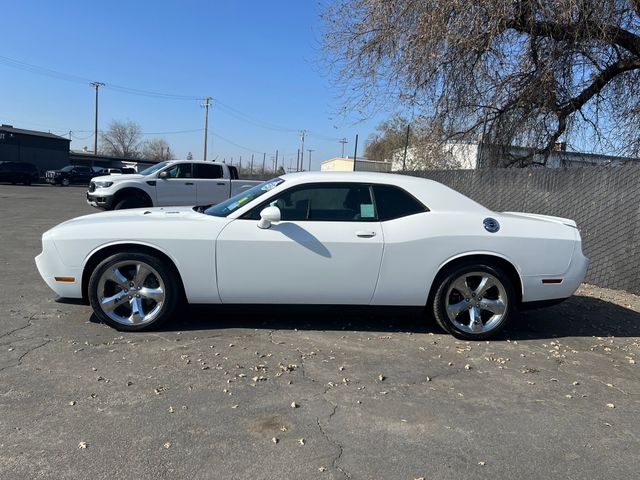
[[114, 196, 149, 210]]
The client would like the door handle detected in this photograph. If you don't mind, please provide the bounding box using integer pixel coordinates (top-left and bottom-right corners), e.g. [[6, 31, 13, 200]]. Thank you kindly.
[[356, 231, 376, 238], [185, 182, 194, 185], [217, 182, 226, 186]]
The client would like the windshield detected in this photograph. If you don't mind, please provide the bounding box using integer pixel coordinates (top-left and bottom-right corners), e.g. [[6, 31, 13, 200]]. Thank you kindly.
[[204, 178, 284, 217], [139, 161, 172, 175], [61, 166, 74, 172]]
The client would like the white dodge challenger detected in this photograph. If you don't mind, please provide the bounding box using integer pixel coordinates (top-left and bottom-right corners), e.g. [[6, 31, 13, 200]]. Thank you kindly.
[[36, 172, 588, 339]]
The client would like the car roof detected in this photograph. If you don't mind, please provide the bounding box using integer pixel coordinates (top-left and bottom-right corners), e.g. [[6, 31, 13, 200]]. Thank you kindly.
[[277, 171, 488, 212]]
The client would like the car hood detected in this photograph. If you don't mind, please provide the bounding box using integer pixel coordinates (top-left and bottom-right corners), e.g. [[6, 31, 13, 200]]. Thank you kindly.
[[55, 206, 203, 228], [44, 206, 231, 267], [92, 174, 144, 182]]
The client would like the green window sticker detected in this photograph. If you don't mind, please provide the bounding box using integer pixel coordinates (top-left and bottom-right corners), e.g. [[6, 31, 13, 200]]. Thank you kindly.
[[360, 204, 375, 218]]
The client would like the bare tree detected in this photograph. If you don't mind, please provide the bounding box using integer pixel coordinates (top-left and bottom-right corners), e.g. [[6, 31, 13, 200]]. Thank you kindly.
[[141, 138, 174, 161], [99, 120, 143, 158], [322, 1, 640, 164], [365, 115, 412, 162]]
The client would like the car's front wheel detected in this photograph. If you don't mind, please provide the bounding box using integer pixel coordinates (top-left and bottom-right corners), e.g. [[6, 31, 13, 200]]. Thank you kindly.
[[88, 252, 180, 331], [61, 178, 70, 186], [432, 262, 515, 339]]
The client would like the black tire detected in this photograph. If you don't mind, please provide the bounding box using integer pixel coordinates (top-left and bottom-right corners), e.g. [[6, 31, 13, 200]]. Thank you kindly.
[[88, 252, 180, 331], [114, 196, 149, 210], [61, 178, 70, 186], [431, 262, 515, 340]]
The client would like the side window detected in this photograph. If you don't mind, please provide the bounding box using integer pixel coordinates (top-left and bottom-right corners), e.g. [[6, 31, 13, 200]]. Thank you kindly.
[[372, 184, 427, 221], [165, 163, 192, 178], [194, 163, 223, 179], [248, 183, 377, 221]]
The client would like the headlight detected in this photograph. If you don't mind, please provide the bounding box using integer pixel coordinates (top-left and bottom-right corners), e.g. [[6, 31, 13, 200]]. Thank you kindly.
[[93, 181, 113, 188]]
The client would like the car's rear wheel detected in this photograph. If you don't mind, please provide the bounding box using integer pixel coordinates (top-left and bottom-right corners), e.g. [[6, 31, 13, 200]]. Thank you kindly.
[[432, 262, 514, 339], [88, 252, 180, 331]]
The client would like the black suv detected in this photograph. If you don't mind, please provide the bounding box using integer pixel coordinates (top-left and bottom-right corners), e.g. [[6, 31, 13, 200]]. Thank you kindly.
[[0, 161, 40, 185], [45, 165, 96, 186]]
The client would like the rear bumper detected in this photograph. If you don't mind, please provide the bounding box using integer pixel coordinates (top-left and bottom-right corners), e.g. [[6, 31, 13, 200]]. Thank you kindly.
[[86, 192, 115, 210], [521, 249, 589, 302]]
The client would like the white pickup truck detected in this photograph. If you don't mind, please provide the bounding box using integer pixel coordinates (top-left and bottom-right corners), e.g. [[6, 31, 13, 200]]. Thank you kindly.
[[86, 160, 263, 210]]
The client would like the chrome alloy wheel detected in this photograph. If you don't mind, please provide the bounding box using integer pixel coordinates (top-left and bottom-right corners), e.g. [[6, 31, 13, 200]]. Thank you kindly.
[[445, 271, 508, 335], [96, 260, 165, 326]]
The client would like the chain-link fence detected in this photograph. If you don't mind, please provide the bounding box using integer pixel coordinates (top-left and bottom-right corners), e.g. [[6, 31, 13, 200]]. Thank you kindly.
[[402, 166, 640, 294]]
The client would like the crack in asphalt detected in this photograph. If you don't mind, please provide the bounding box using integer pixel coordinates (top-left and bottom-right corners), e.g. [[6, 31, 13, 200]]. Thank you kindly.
[[0, 339, 51, 374], [269, 329, 351, 477], [0, 317, 35, 341], [316, 404, 351, 479]]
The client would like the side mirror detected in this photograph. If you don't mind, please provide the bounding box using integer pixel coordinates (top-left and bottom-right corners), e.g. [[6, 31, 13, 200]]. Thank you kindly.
[[158, 171, 169, 179], [258, 206, 281, 229]]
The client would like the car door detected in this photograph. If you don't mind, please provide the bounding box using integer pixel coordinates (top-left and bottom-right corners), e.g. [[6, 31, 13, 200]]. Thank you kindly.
[[155, 163, 197, 206], [192, 163, 229, 205], [72, 167, 91, 184], [216, 182, 384, 304]]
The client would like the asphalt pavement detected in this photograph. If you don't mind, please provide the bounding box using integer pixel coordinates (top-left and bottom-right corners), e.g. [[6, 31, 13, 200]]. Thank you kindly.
[[0, 183, 639, 479]]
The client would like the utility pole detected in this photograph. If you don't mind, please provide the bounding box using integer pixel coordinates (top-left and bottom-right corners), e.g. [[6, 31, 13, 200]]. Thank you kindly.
[[274, 149, 278, 172], [299, 130, 306, 172], [307, 149, 314, 171], [239, 156, 242, 171], [90, 82, 105, 156], [68, 130, 72, 141], [262, 152, 266, 174], [201, 96, 212, 161], [339, 138, 348, 158], [402, 124, 411, 171], [296, 149, 300, 171], [352, 134, 359, 171], [250, 154, 254, 174]]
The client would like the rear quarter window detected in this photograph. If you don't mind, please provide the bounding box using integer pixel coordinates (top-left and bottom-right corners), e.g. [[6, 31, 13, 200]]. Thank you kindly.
[[373, 184, 428, 221]]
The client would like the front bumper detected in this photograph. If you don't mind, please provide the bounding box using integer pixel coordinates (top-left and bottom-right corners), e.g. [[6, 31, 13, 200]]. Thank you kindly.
[[35, 247, 83, 300], [86, 192, 115, 210]]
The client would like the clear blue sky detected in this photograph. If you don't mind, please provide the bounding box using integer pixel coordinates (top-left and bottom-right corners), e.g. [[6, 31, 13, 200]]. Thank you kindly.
[[0, 0, 388, 170]]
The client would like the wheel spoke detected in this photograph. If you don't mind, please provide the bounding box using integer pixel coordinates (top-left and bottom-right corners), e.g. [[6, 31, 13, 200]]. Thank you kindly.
[[100, 291, 127, 312], [139, 286, 164, 303], [133, 263, 153, 286], [104, 267, 129, 288], [478, 298, 506, 315], [447, 299, 470, 318], [468, 306, 483, 333], [475, 275, 496, 297], [451, 277, 473, 299], [129, 297, 145, 324]]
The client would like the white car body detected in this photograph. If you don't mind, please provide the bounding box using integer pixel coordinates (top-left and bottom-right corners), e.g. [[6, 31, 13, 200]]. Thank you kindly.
[[37, 172, 588, 313]]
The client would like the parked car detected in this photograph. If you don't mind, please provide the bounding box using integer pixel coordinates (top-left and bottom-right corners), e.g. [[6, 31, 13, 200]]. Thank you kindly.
[[36, 172, 589, 338], [86, 160, 261, 210], [94, 168, 122, 176], [0, 161, 39, 185], [45, 165, 96, 186]]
